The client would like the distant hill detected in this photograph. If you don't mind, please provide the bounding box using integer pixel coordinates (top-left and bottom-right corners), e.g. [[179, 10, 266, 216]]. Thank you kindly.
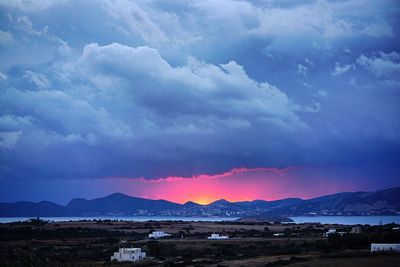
[[0, 186, 399, 217], [0, 201, 68, 217]]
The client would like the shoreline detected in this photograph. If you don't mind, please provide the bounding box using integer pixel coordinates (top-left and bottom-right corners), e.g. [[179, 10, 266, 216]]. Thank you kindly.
[[2, 215, 400, 225]]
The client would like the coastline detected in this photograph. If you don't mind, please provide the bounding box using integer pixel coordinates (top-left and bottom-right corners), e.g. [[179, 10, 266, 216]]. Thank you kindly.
[[2, 215, 400, 225]]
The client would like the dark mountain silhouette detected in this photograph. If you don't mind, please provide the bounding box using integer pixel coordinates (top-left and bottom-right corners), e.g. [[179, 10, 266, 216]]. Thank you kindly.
[[66, 193, 181, 216], [0, 186, 399, 217], [183, 201, 202, 208], [0, 201, 68, 217]]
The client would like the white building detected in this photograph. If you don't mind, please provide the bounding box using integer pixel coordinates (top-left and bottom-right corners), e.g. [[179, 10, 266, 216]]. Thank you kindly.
[[149, 231, 171, 239], [371, 243, 400, 252], [273, 233, 284, 237], [208, 233, 229, 240], [110, 248, 146, 262], [351, 226, 361, 234], [323, 229, 336, 237]]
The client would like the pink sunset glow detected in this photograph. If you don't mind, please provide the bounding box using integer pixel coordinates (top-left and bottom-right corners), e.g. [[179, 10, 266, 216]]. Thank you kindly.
[[109, 167, 365, 204]]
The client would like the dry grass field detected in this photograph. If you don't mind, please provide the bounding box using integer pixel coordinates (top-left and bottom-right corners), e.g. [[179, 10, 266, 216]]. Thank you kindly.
[[1, 220, 399, 266]]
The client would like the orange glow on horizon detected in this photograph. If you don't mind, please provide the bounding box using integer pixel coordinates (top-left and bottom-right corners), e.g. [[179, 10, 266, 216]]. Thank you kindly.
[[192, 195, 215, 205], [110, 167, 360, 204], [190, 195, 254, 205]]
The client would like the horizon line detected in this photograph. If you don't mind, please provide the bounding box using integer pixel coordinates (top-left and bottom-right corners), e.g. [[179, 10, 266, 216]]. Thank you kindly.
[[2, 185, 399, 206]]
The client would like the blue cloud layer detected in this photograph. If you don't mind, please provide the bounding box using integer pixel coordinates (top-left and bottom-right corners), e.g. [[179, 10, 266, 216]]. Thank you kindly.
[[0, 0, 399, 185]]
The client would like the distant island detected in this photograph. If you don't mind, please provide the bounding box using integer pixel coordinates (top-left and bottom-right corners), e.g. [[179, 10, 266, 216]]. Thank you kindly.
[[0, 186, 399, 217]]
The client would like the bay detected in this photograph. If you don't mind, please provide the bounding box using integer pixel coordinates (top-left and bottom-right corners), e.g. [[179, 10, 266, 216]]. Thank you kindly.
[[0, 216, 239, 223]]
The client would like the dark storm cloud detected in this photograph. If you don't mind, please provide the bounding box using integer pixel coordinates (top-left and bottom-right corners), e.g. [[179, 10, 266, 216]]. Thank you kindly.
[[0, 0, 399, 183]]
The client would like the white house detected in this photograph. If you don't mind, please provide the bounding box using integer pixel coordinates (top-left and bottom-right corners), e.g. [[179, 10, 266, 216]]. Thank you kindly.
[[323, 229, 336, 237], [208, 233, 229, 240], [149, 231, 171, 239], [351, 226, 361, 234], [110, 248, 146, 262], [371, 243, 400, 252], [273, 233, 284, 237]]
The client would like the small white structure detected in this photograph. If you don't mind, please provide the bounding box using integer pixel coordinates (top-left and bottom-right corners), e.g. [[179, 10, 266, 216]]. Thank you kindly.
[[273, 233, 284, 237], [110, 248, 146, 262], [323, 229, 336, 237], [208, 233, 229, 240], [351, 226, 361, 234], [371, 243, 400, 253], [149, 231, 171, 239]]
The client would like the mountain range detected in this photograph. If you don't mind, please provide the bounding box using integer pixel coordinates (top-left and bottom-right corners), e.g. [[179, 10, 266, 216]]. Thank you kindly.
[[1, 187, 399, 218]]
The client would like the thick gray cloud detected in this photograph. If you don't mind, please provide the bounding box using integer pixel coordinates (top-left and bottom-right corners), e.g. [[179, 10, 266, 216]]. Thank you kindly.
[[0, 42, 314, 179], [0, 0, 399, 184], [78, 43, 303, 126]]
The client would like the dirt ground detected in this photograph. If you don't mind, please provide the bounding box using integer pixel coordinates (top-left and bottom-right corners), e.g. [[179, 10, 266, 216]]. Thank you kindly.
[[1, 220, 399, 266], [283, 255, 400, 267], [38, 220, 339, 233]]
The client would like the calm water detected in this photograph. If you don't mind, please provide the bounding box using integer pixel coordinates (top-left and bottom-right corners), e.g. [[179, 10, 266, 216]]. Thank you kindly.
[[0, 216, 239, 223], [289, 216, 400, 225], [1, 216, 399, 225]]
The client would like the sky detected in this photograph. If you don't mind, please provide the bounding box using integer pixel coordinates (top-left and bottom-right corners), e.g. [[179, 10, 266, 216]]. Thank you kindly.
[[0, 0, 399, 205]]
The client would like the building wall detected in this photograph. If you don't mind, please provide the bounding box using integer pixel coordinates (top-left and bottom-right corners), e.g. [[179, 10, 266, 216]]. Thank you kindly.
[[111, 249, 146, 262], [371, 244, 400, 252]]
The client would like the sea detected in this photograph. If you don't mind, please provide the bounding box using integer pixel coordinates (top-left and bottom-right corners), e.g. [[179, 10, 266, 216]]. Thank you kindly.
[[289, 216, 400, 225], [1, 216, 400, 225], [0, 216, 239, 223]]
